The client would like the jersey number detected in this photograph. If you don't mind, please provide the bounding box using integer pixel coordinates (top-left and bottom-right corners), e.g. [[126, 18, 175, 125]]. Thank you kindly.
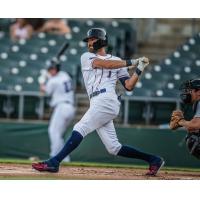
[[107, 71, 112, 78], [63, 81, 73, 93]]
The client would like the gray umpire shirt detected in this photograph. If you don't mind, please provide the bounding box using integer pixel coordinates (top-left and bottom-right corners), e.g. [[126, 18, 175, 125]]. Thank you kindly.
[[194, 101, 200, 118], [189, 101, 200, 134]]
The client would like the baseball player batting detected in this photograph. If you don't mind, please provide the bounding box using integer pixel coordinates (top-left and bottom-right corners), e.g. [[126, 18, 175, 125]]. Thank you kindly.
[[32, 28, 164, 176], [40, 59, 75, 162]]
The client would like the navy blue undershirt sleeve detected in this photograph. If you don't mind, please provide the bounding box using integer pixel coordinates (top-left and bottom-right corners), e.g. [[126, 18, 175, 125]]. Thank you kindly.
[[119, 76, 131, 91]]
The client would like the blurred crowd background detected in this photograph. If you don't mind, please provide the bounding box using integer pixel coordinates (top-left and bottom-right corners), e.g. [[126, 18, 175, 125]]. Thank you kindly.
[[0, 18, 200, 126]]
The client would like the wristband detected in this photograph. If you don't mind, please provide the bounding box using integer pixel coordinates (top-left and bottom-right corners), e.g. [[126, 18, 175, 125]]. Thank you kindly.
[[135, 68, 142, 76], [126, 59, 132, 67]]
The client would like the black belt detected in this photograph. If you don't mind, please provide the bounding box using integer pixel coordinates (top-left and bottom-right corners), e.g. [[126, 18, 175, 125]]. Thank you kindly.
[[64, 101, 74, 106], [90, 88, 106, 99], [63, 101, 72, 104]]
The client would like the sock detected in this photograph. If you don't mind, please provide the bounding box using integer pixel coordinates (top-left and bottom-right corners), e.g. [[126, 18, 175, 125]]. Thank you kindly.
[[117, 145, 159, 164], [51, 130, 83, 164]]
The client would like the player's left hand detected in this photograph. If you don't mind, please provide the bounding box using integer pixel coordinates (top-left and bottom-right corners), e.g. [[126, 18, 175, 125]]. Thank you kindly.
[[128, 57, 149, 70]]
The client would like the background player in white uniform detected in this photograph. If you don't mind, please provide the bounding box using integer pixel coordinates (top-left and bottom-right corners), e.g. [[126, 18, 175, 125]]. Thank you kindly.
[[33, 28, 164, 176], [40, 61, 75, 162]]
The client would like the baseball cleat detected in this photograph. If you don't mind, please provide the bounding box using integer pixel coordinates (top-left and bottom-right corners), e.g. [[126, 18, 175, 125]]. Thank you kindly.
[[32, 160, 59, 173], [146, 157, 165, 176]]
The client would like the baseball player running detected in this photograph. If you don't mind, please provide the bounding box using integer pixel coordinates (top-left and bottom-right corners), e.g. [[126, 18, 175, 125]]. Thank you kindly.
[[33, 28, 164, 176], [40, 60, 75, 162]]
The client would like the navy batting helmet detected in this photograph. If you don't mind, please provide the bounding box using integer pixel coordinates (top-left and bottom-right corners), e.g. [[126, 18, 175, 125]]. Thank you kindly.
[[83, 28, 108, 51], [179, 78, 200, 104], [47, 57, 60, 72]]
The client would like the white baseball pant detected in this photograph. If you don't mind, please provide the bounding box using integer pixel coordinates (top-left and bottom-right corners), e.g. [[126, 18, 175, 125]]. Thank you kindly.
[[73, 93, 122, 155], [48, 102, 75, 161]]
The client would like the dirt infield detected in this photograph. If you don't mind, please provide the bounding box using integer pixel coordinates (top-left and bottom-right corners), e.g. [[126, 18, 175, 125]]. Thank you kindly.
[[0, 163, 200, 180]]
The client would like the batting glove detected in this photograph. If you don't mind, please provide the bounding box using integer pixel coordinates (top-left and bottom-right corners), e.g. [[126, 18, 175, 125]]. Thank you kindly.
[[127, 57, 149, 69], [137, 57, 149, 72], [139, 57, 149, 64], [126, 59, 139, 68]]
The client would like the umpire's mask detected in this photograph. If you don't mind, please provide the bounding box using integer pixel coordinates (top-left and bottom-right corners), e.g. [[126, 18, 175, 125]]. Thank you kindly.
[[179, 78, 200, 104]]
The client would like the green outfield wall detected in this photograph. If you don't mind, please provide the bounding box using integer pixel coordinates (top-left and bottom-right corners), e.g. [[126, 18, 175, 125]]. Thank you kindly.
[[0, 122, 199, 168]]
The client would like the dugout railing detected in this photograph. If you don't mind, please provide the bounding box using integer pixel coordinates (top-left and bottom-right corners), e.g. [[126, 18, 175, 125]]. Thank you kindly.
[[0, 90, 183, 126]]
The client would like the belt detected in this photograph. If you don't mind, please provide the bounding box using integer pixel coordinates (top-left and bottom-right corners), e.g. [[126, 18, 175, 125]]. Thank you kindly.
[[63, 101, 72, 104], [90, 88, 106, 99], [63, 101, 74, 106]]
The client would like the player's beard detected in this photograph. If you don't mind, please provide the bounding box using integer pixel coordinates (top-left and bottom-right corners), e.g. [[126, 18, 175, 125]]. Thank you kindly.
[[88, 46, 95, 53], [88, 43, 95, 53]]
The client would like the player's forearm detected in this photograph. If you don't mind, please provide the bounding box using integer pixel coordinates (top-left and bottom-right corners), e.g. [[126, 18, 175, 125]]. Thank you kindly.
[[92, 59, 137, 69], [179, 119, 200, 130], [124, 74, 139, 91]]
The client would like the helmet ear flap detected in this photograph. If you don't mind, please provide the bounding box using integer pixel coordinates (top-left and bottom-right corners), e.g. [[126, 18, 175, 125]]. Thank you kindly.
[[47, 59, 61, 72]]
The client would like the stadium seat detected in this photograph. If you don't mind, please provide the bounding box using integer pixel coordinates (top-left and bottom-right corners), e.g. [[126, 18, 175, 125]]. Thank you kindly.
[[26, 60, 45, 69], [0, 33, 11, 45], [23, 83, 39, 92], [7, 51, 29, 61], [140, 78, 163, 91], [131, 87, 153, 97], [19, 66, 40, 77], [0, 19, 13, 31], [0, 44, 10, 53], [136, 32, 200, 99], [160, 88, 179, 98]]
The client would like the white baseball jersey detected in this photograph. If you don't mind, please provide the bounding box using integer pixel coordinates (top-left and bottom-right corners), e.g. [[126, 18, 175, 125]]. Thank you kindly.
[[45, 71, 75, 161], [80, 52, 130, 98], [45, 71, 74, 107], [73, 52, 130, 156]]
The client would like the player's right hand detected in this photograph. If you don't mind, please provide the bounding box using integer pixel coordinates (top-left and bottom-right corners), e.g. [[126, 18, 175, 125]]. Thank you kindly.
[[129, 59, 139, 66], [139, 56, 149, 64], [137, 57, 149, 72]]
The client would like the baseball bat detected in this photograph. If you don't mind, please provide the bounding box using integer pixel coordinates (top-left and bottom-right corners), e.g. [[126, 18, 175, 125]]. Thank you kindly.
[[56, 42, 70, 60]]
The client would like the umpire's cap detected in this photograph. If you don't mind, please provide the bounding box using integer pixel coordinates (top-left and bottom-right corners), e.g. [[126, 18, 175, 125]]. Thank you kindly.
[[83, 28, 107, 42]]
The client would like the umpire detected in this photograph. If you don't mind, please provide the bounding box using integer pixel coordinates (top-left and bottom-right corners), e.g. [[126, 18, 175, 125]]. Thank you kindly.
[[170, 78, 200, 159]]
